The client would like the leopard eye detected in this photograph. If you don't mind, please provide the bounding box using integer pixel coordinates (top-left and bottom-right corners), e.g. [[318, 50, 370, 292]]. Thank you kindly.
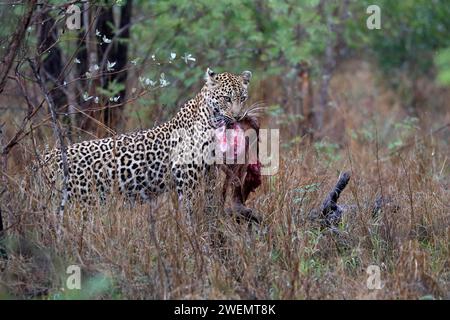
[[222, 96, 231, 103], [240, 96, 247, 102]]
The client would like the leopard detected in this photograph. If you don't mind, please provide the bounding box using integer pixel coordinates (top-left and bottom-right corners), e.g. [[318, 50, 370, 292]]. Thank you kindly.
[[41, 68, 253, 214]]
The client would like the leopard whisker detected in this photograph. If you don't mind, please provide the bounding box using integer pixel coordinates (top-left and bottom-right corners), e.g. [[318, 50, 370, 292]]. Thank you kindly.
[[237, 102, 267, 120]]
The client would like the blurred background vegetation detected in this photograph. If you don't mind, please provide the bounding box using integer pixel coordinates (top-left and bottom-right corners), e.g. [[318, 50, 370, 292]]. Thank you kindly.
[[1, 0, 449, 142]]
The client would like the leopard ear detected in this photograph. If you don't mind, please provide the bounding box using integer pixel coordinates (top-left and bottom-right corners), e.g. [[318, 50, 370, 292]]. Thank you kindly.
[[241, 70, 252, 85], [205, 67, 217, 87]]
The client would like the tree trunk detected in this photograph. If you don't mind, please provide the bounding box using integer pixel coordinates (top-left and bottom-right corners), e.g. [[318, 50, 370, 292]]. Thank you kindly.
[[298, 62, 314, 141], [316, 0, 349, 133], [96, 1, 133, 135]]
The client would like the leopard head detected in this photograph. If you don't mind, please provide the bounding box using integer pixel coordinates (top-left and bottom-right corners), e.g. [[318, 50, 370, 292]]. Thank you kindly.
[[203, 68, 252, 126]]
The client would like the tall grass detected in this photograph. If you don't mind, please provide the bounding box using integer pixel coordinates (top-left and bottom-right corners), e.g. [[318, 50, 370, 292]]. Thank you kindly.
[[0, 130, 448, 299], [0, 61, 448, 299]]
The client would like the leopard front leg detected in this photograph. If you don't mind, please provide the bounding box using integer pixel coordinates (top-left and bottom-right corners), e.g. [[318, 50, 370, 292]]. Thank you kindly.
[[203, 164, 220, 215], [172, 164, 198, 226]]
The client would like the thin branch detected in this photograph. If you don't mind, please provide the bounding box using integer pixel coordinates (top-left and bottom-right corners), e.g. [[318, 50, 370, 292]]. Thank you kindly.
[[0, 123, 8, 265], [0, 207, 7, 265], [1, 75, 43, 157], [0, 0, 37, 94], [29, 59, 69, 220]]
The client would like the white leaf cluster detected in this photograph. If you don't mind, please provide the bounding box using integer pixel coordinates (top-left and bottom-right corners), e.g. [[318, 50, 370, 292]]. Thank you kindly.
[[182, 53, 196, 64]]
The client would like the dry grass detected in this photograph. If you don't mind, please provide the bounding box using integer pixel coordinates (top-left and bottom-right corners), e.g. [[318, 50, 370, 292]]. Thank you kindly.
[[0, 131, 448, 299], [0, 61, 449, 300]]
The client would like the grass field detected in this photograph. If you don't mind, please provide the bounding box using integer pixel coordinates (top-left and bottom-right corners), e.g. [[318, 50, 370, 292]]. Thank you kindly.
[[0, 60, 449, 300]]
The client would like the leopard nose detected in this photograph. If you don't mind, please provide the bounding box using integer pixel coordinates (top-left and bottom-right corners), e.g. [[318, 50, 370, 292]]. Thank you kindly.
[[231, 104, 241, 118]]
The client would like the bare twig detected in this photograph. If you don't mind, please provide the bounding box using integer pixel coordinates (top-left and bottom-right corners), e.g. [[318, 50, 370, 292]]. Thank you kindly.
[[1, 75, 43, 158], [148, 211, 172, 297], [0, 0, 37, 94], [0, 124, 8, 265], [386, 123, 450, 157], [399, 155, 415, 234], [0, 207, 7, 266], [29, 59, 69, 222]]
